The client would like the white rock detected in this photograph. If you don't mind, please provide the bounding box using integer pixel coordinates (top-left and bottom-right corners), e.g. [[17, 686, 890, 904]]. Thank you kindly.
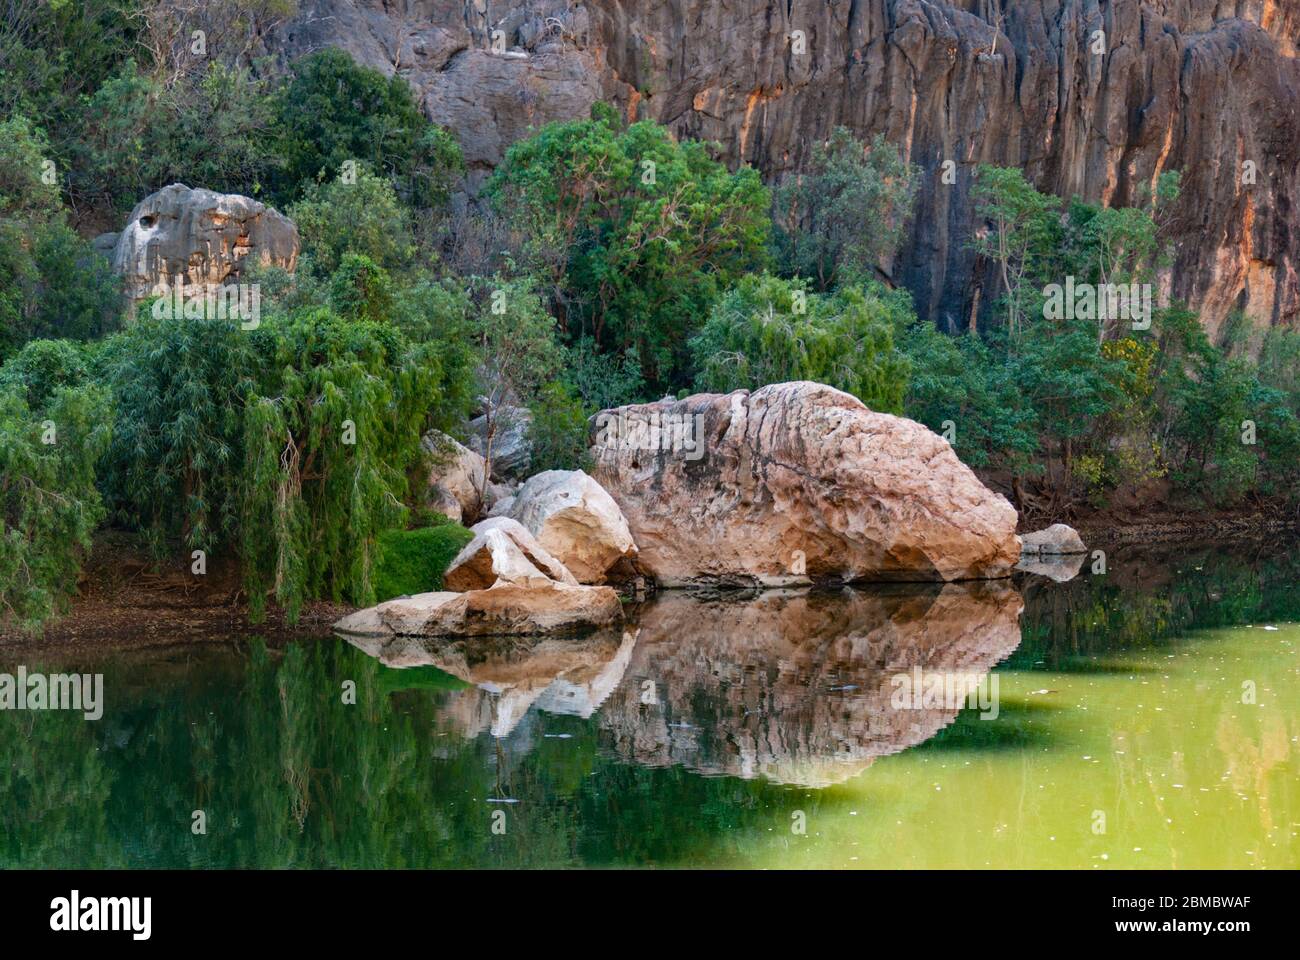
[[508, 469, 637, 583]]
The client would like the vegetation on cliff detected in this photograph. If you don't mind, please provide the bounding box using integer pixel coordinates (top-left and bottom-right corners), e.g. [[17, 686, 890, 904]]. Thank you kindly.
[[2, 2, 1299, 631]]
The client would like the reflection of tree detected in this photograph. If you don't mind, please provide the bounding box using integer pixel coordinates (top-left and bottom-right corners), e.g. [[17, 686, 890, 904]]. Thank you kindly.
[[1013, 545, 1300, 670]]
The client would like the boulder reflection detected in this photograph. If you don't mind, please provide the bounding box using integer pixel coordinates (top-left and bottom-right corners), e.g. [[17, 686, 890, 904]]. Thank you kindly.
[[343, 581, 1023, 787]]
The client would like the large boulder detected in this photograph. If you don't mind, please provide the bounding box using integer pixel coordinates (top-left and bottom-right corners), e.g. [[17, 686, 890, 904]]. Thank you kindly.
[[467, 405, 532, 479], [112, 183, 299, 304], [443, 517, 578, 591], [333, 581, 623, 639], [422, 431, 488, 523], [508, 470, 637, 583], [590, 381, 1020, 585], [1019, 523, 1087, 556]]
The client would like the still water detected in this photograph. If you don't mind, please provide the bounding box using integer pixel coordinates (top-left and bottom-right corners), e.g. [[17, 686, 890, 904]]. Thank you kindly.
[[2, 542, 1297, 868]]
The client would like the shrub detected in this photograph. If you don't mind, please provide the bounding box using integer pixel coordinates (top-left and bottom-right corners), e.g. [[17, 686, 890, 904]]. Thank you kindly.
[[272, 48, 462, 208], [371, 525, 474, 601], [690, 273, 910, 413]]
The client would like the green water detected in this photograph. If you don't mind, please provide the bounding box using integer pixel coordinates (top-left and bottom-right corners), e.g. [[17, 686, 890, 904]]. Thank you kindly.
[[2, 543, 1297, 869]]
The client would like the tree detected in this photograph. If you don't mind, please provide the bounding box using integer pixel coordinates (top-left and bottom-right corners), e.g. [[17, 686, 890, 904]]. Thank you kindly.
[[970, 165, 1060, 340], [271, 47, 462, 208], [99, 314, 255, 557], [0, 344, 111, 631], [241, 309, 451, 619], [486, 106, 770, 390], [773, 128, 918, 290], [469, 277, 564, 497], [288, 166, 415, 277], [690, 273, 910, 414]]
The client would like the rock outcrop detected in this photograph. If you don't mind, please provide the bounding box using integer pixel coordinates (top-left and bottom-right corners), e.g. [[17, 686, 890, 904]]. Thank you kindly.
[[333, 580, 622, 639], [507, 470, 637, 583], [443, 517, 578, 591], [1020, 523, 1088, 555], [590, 381, 1020, 585], [111, 183, 299, 304], [272, 0, 1299, 337], [422, 430, 488, 523]]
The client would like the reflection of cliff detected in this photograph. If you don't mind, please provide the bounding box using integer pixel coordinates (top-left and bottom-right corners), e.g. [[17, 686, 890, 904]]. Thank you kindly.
[[599, 584, 1023, 787], [346, 630, 636, 738]]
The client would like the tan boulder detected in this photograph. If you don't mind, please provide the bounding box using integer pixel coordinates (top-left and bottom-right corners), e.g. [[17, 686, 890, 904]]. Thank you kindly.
[[1019, 523, 1087, 555], [590, 381, 1020, 585], [443, 517, 578, 591], [333, 580, 623, 639], [507, 470, 637, 583], [112, 183, 299, 304], [422, 431, 487, 523]]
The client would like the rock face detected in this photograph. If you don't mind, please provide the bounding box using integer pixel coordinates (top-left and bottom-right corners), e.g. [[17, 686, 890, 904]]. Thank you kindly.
[[507, 470, 637, 583], [1020, 523, 1088, 555], [590, 381, 1020, 585], [333, 581, 622, 639], [272, 0, 1299, 337], [422, 430, 488, 523], [443, 517, 578, 591], [112, 183, 299, 304]]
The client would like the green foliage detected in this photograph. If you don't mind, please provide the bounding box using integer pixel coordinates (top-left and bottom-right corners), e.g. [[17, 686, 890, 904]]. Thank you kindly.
[[897, 321, 1039, 475], [690, 273, 910, 414], [486, 107, 770, 390], [0, 337, 92, 409], [371, 524, 474, 601], [328, 254, 396, 324], [970, 164, 1061, 336], [72, 60, 282, 212], [562, 337, 645, 411], [0, 115, 62, 222], [271, 48, 462, 208], [99, 314, 254, 556], [240, 308, 457, 620], [0, 365, 111, 631], [288, 166, 415, 277], [0, 115, 123, 357], [528, 381, 592, 473], [470, 276, 565, 480], [773, 129, 918, 290]]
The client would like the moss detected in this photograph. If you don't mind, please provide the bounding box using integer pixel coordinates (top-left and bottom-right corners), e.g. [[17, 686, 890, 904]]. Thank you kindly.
[[372, 524, 474, 601]]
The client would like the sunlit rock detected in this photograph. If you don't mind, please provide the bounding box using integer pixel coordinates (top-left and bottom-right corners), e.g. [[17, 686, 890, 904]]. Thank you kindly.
[[422, 430, 488, 523], [508, 469, 637, 583], [1019, 523, 1087, 555], [334, 580, 621, 639], [443, 517, 578, 590], [111, 183, 298, 305], [591, 382, 1020, 586]]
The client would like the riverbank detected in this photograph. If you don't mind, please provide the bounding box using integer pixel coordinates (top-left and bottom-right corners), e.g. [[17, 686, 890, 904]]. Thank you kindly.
[[0, 532, 349, 655], [4, 516, 1296, 654]]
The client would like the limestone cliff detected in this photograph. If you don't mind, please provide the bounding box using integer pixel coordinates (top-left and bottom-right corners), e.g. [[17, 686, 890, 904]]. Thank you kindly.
[[271, 0, 1299, 336]]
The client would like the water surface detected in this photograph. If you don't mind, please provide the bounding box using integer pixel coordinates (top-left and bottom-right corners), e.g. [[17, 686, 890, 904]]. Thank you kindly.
[[2, 543, 1296, 868]]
